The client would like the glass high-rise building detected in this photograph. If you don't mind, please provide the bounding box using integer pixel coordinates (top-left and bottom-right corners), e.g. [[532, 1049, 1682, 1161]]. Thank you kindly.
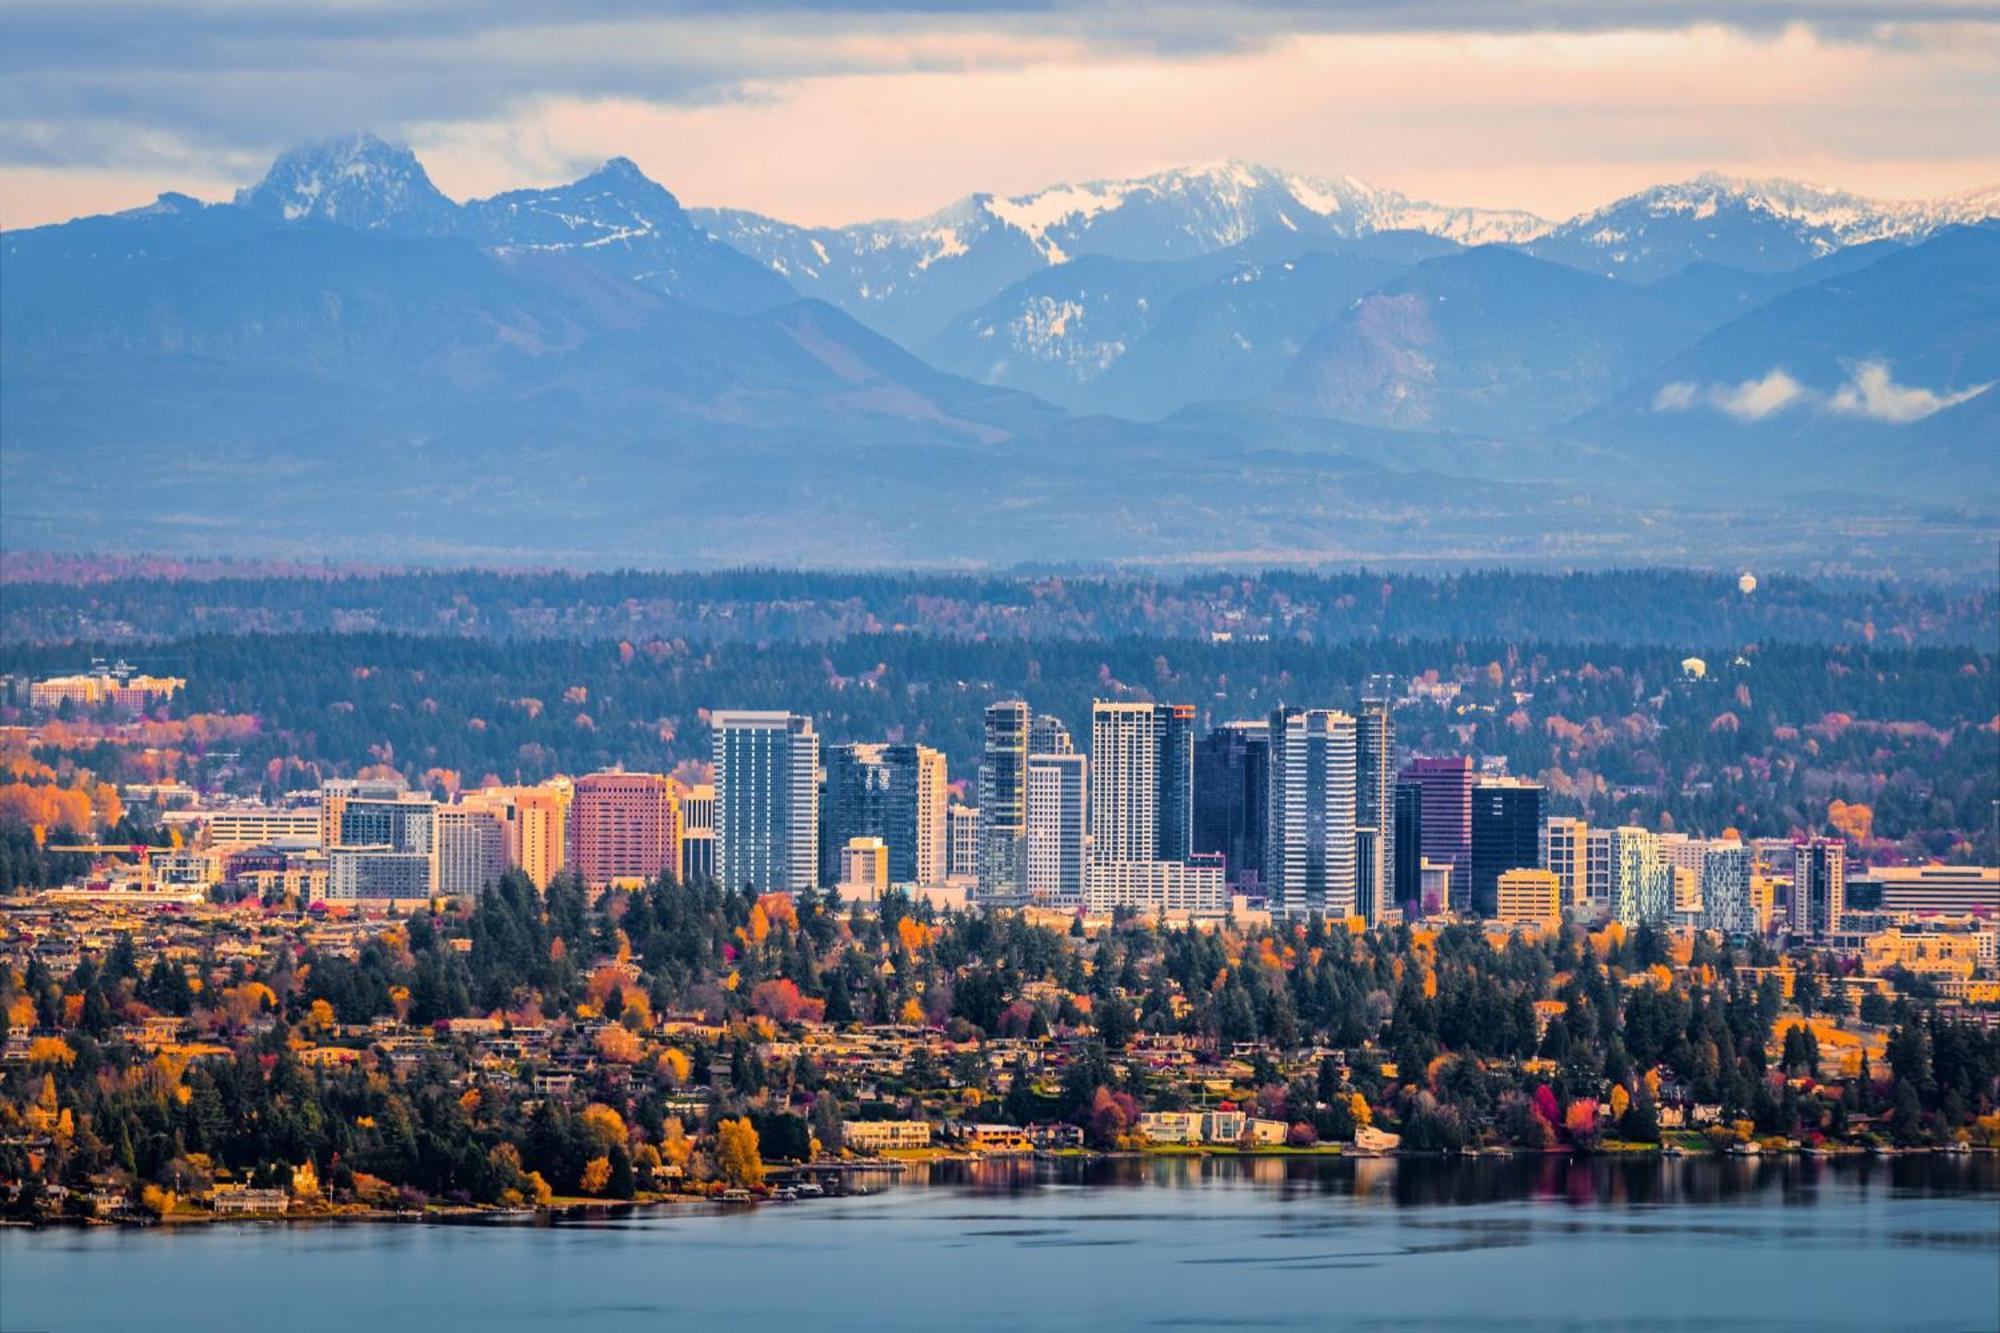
[[1790, 838, 1846, 938], [712, 711, 819, 894], [1355, 693, 1396, 924], [1089, 701, 1195, 865], [1394, 780, 1424, 916], [1193, 720, 1269, 889], [1265, 708, 1359, 918], [1400, 756, 1474, 912], [1470, 779, 1545, 918], [823, 742, 948, 887], [978, 701, 1030, 902], [1026, 751, 1088, 904]]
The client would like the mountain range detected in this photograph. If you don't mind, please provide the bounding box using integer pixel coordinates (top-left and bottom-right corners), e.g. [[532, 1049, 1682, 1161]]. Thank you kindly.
[[2, 134, 1994, 573]]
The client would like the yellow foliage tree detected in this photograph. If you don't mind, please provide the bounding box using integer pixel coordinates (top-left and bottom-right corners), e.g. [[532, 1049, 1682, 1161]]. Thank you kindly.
[[715, 1117, 765, 1190], [658, 1047, 692, 1085], [1349, 1092, 1372, 1128], [580, 1102, 628, 1150], [595, 1025, 643, 1065], [1610, 1084, 1631, 1120], [27, 1036, 76, 1067], [660, 1118, 694, 1171], [579, 1156, 613, 1196], [897, 997, 925, 1027], [140, 1184, 176, 1218]]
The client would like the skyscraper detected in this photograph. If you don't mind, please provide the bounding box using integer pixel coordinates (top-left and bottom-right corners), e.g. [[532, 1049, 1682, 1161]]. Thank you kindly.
[[1026, 751, 1087, 904], [568, 771, 681, 889], [712, 711, 819, 894], [1265, 708, 1359, 918], [1354, 693, 1396, 924], [1790, 838, 1846, 938], [822, 742, 949, 887], [978, 701, 1030, 902], [1470, 779, 1545, 918], [1394, 779, 1424, 916], [1400, 756, 1473, 911], [1193, 720, 1269, 889], [1090, 701, 1194, 864], [1157, 704, 1196, 863], [1029, 713, 1074, 756]]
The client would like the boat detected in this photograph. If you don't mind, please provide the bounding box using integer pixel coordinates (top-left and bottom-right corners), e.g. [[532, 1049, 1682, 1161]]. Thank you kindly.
[[1726, 1140, 1760, 1156], [719, 1188, 754, 1204]]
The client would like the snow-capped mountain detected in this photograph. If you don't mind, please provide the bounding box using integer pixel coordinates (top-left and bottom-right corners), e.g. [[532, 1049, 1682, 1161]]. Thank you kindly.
[[234, 135, 792, 313], [1530, 173, 1999, 280], [695, 160, 1550, 345], [236, 133, 458, 231]]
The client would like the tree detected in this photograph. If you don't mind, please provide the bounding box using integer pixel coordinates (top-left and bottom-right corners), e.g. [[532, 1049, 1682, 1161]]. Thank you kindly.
[[579, 1156, 613, 1196], [716, 1117, 765, 1190]]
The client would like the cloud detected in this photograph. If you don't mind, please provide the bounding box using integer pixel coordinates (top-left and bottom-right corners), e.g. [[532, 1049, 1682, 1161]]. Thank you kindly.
[[0, 3, 1996, 227], [1827, 359, 1992, 422], [1653, 360, 1989, 424]]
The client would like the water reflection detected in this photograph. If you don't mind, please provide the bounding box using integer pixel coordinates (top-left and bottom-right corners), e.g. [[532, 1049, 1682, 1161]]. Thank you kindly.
[[902, 1151, 2000, 1212]]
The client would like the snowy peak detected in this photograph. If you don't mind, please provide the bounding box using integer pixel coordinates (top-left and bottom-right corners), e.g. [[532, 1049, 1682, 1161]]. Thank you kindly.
[[236, 133, 456, 231], [967, 160, 1549, 261], [1538, 173, 2000, 278]]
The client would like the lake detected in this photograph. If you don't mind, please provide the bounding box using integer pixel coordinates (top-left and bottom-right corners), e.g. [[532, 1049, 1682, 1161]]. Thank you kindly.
[[4, 1155, 1997, 1332]]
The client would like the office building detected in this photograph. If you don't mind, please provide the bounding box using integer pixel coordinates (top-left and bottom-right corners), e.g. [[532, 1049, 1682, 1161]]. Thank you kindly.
[[1790, 838, 1846, 938], [1496, 868, 1562, 928], [568, 771, 681, 888], [679, 784, 716, 835], [1026, 751, 1088, 905], [1084, 854, 1226, 916], [1854, 865, 1999, 918], [435, 805, 506, 899], [1541, 817, 1589, 908], [824, 742, 949, 888], [978, 701, 1030, 901], [1586, 827, 1614, 907], [839, 836, 889, 899], [1394, 780, 1424, 914], [680, 828, 715, 883], [1400, 757, 1473, 910], [197, 807, 322, 851], [712, 711, 819, 895], [1470, 779, 1544, 917], [459, 784, 568, 889], [1192, 721, 1269, 889], [326, 847, 433, 901], [947, 804, 980, 880], [319, 776, 418, 852], [1265, 708, 1358, 918]]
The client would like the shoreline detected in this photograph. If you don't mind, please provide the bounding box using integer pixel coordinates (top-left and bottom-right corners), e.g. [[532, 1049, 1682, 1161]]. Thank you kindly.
[[10, 1143, 1992, 1233]]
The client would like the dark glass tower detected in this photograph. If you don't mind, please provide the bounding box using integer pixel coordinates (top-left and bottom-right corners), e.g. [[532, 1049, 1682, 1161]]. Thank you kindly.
[[1192, 721, 1269, 888], [1470, 779, 1545, 918]]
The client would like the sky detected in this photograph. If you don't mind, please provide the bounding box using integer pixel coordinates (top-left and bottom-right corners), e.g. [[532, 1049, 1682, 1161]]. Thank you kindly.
[[2, 1, 1997, 230]]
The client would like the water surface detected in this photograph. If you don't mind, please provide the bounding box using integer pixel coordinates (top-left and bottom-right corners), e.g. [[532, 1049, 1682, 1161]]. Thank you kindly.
[[4, 1156, 1996, 1332]]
